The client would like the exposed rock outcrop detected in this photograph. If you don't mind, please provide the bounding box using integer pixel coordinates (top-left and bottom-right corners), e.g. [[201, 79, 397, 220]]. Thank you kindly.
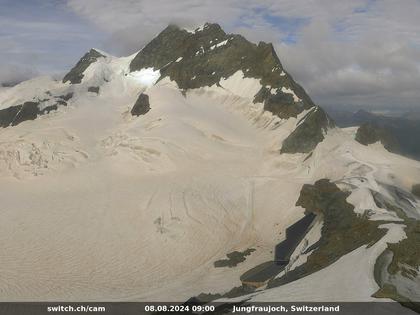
[[356, 122, 400, 153], [88, 86, 100, 94], [0, 100, 65, 128], [214, 249, 255, 268], [63, 49, 105, 84], [129, 23, 314, 120], [131, 93, 150, 116], [280, 106, 335, 154]]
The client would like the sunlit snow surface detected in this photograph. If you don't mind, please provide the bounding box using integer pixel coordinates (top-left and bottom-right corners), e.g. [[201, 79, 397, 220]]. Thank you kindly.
[[281, 86, 301, 102], [128, 68, 160, 87]]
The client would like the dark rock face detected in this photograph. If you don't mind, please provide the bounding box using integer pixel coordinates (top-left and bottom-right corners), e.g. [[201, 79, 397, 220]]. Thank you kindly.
[[356, 122, 400, 153], [129, 23, 314, 119], [280, 106, 335, 154], [1, 104, 26, 127], [56, 92, 73, 101], [130, 24, 192, 74], [131, 93, 150, 116], [0, 100, 66, 128], [88, 86, 100, 94], [0, 102, 39, 127], [259, 88, 305, 119], [296, 179, 351, 215], [63, 49, 105, 84], [214, 248, 255, 268]]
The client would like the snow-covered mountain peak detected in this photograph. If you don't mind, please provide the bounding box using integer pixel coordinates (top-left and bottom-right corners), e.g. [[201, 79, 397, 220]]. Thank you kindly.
[[129, 23, 316, 117], [62, 48, 107, 84]]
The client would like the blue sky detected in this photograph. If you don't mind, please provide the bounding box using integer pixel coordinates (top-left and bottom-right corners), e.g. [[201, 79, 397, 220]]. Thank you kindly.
[[1, 0, 420, 108], [0, 0, 105, 80]]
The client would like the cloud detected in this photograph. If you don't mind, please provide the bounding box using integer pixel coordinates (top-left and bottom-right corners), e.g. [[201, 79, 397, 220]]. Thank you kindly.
[[66, 0, 254, 54], [0, 64, 38, 86], [275, 4, 420, 108], [0, 0, 106, 85]]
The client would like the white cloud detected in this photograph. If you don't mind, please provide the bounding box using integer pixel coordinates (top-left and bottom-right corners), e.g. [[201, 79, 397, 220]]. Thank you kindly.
[[0, 64, 39, 86], [0, 1, 106, 85]]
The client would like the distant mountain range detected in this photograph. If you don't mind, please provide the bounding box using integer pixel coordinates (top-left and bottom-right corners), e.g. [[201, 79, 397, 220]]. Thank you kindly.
[[325, 107, 420, 160]]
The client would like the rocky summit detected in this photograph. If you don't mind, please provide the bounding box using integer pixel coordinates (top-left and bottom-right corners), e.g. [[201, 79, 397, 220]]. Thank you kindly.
[[130, 23, 317, 118], [63, 48, 106, 84]]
